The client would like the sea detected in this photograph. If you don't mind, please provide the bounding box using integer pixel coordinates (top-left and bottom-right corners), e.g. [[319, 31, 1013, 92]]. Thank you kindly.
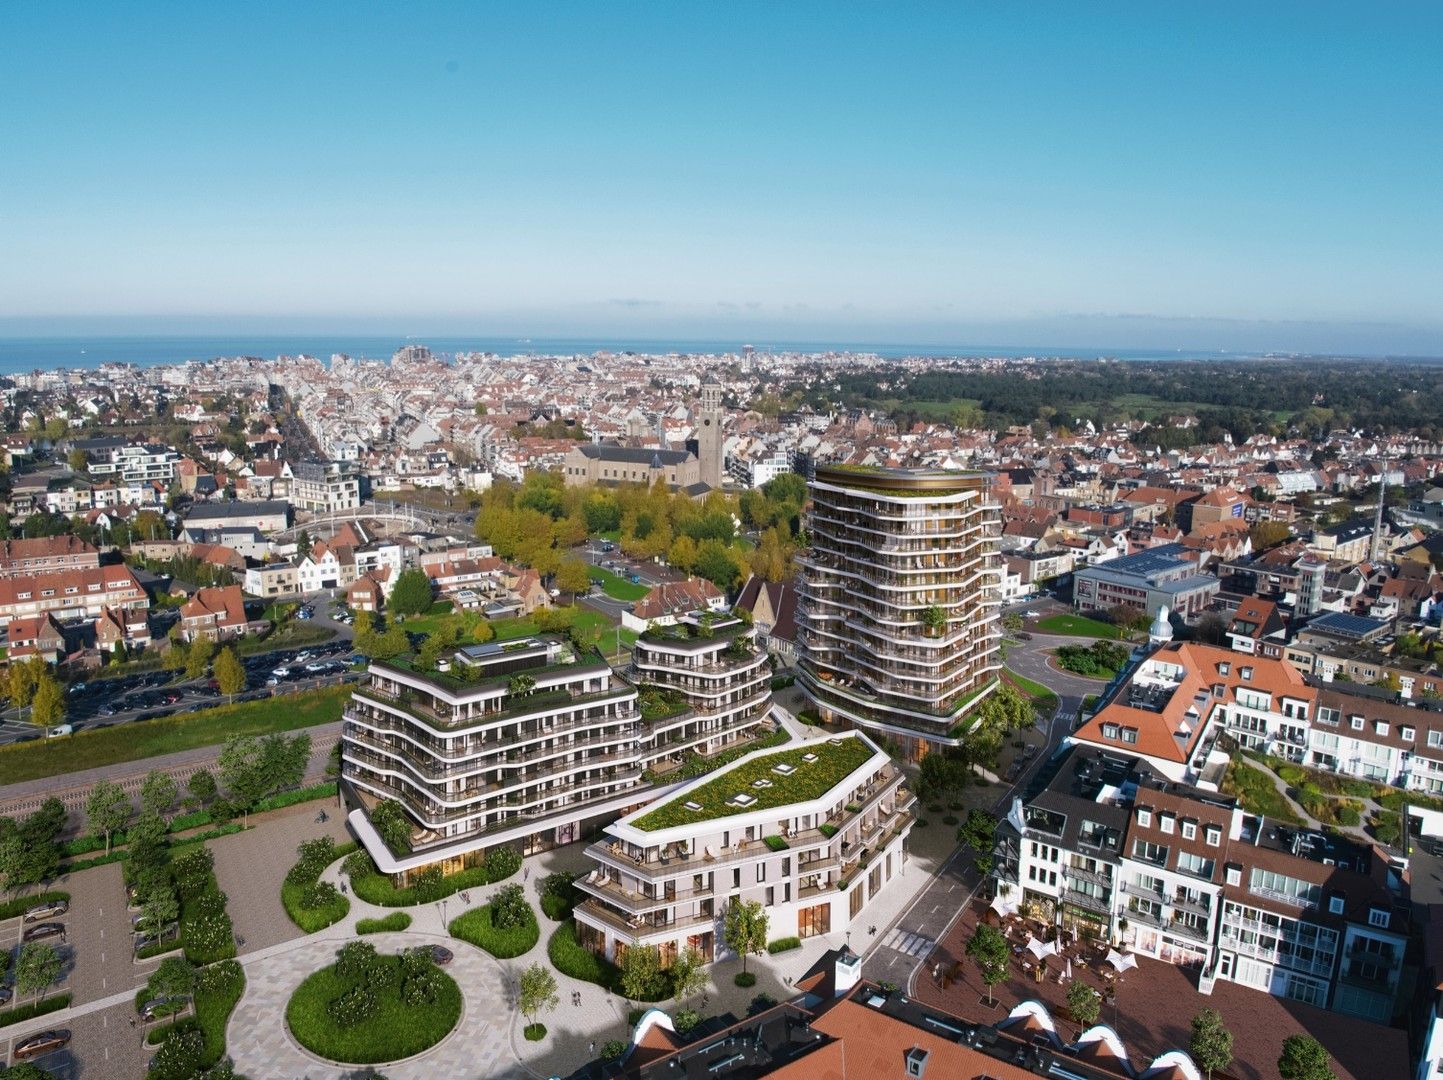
[[0, 335, 1250, 375]]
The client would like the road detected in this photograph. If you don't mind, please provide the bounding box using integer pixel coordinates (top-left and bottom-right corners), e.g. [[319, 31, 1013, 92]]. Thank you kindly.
[[859, 623, 1108, 988]]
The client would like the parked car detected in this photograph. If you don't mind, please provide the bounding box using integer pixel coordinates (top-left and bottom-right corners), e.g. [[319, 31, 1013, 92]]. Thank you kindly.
[[0, 986, 12, 1005], [628, 573, 642, 584], [140, 995, 189, 1021], [98, 703, 118, 716], [133, 929, 176, 953], [304, 662, 326, 673], [1023, 610, 1041, 618], [271, 667, 292, 678], [46, 724, 74, 738], [66, 682, 87, 695], [425, 945, 454, 965], [22, 922, 66, 943], [296, 609, 313, 620], [14, 1030, 70, 1060], [24, 899, 68, 921]]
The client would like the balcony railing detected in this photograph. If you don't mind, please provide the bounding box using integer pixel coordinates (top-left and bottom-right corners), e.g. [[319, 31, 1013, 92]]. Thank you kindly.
[[575, 899, 717, 940]]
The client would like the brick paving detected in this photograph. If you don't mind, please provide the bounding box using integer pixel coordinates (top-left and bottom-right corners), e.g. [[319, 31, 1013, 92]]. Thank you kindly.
[[912, 898, 1408, 1080], [0, 1000, 156, 1080]]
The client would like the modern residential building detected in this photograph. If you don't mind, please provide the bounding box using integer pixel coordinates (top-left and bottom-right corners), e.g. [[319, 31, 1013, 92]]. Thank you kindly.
[[1072, 544, 1219, 622], [341, 638, 654, 880], [996, 745, 1410, 1024], [86, 441, 181, 485], [574, 731, 912, 967], [1069, 641, 1313, 783], [291, 459, 364, 513], [243, 561, 298, 598], [628, 612, 772, 770], [796, 464, 1003, 761]]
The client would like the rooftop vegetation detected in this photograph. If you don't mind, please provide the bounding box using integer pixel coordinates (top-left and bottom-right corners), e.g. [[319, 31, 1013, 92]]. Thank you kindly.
[[631, 737, 877, 831]]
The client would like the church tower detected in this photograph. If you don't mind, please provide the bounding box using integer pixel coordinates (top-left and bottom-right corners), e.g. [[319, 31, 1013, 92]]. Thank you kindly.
[[697, 374, 724, 490]]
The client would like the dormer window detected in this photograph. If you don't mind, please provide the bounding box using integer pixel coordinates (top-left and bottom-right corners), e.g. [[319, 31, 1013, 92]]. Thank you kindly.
[[1369, 908, 1390, 929], [905, 1047, 929, 1078], [1137, 809, 1152, 827], [1102, 723, 1120, 741], [1329, 896, 1345, 915], [1402, 727, 1416, 743], [1375, 721, 1389, 737], [1181, 821, 1197, 841], [1205, 826, 1221, 847], [1239, 667, 1253, 681], [1159, 814, 1175, 835], [1225, 865, 1241, 885], [1351, 717, 1365, 731], [1219, 662, 1231, 676]]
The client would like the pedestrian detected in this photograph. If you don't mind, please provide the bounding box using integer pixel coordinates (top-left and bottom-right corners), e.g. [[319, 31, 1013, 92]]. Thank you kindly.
[[589, 1041, 595, 1055], [130, 1017, 136, 1029], [524, 867, 530, 882], [339, 880, 347, 896]]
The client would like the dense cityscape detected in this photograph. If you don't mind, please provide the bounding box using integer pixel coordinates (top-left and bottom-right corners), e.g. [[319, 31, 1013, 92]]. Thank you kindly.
[[0, 344, 1438, 1080]]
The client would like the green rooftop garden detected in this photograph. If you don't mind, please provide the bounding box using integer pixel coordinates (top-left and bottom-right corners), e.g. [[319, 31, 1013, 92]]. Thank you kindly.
[[630, 737, 877, 832]]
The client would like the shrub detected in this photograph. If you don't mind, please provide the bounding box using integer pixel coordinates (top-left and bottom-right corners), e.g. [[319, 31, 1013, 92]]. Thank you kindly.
[[1337, 805, 1362, 827], [766, 937, 802, 954], [734, 971, 756, 988], [449, 898, 539, 959], [539, 872, 579, 920], [763, 835, 789, 852], [150, 1025, 206, 1080], [627, 1007, 646, 1027], [524, 1022, 547, 1041], [490, 883, 530, 929], [0, 992, 72, 1028], [818, 823, 838, 839], [749, 993, 777, 1014], [282, 839, 357, 932], [673, 1009, 700, 1035], [349, 847, 520, 907], [356, 913, 412, 935], [942, 815, 959, 826], [600, 1040, 626, 1061], [327, 984, 379, 1027]]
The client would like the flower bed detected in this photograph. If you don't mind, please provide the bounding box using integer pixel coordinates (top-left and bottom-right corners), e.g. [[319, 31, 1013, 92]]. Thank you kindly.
[[286, 948, 461, 1065]]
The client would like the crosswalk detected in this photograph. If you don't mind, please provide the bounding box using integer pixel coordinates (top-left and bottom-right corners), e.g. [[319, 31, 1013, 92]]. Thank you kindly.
[[882, 927, 936, 958]]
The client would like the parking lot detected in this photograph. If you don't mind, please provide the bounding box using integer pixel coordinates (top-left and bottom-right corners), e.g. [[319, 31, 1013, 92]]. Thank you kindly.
[[2, 1000, 153, 1079]]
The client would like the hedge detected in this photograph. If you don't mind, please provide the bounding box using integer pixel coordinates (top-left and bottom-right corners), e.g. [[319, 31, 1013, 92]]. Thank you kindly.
[[0, 992, 72, 1028], [766, 937, 801, 954], [548, 920, 622, 992], [0, 891, 68, 921], [356, 913, 412, 935], [448, 901, 539, 959], [136, 938, 184, 961], [348, 846, 519, 907]]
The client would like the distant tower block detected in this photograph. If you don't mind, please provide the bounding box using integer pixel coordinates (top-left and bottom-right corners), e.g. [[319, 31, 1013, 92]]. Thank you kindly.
[[697, 374, 724, 490]]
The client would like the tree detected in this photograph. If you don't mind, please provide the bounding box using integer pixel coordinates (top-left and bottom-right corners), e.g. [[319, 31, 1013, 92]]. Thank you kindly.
[[188, 768, 218, 806], [185, 635, 216, 680], [965, 924, 1009, 1006], [554, 557, 591, 596], [922, 604, 947, 635], [723, 898, 768, 975], [388, 568, 434, 619], [30, 671, 64, 730], [371, 798, 412, 854], [1002, 612, 1024, 634], [1193, 611, 1228, 646], [1067, 979, 1100, 1033], [1249, 520, 1292, 551], [140, 884, 180, 940], [959, 808, 998, 854], [140, 770, 178, 820], [670, 945, 707, 1007], [619, 943, 662, 1001], [518, 961, 559, 1028], [67, 447, 89, 472], [1189, 1008, 1234, 1080], [86, 779, 131, 854], [6, 657, 39, 710], [147, 955, 197, 1009], [295, 529, 312, 559], [353, 609, 375, 638], [14, 941, 62, 1000], [212, 646, 245, 701], [217, 735, 269, 824], [1278, 1035, 1336, 1080]]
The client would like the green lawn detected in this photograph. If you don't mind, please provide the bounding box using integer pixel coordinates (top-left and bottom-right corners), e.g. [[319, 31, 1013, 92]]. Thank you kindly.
[[0, 684, 352, 784], [1221, 759, 1304, 825], [633, 736, 875, 831], [1035, 614, 1124, 639], [1003, 669, 1061, 713], [587, 564, 649, 602]]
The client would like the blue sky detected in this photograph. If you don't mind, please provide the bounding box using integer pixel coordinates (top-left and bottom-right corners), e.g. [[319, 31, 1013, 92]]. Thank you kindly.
[[1, 3, 1440, 352]]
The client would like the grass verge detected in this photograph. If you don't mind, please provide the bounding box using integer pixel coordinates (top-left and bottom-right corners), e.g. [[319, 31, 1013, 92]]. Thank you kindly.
[[0, 993, 72, 1028], [357, 913, 412, 935], [0, 684, 351, 783], [449, 902, 539, 959], [587, 564, 649, 601], [1036, 614, 1124, 639]]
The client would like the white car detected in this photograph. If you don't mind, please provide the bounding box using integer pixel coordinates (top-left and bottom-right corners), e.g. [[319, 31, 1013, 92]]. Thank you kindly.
[[305, 662, 326, 673], [271, 667, 292, 679], [47, 724, 74, 738], [1023, 610, 1041, 618]]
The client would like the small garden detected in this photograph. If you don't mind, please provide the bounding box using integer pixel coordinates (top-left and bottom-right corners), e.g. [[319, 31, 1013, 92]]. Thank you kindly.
[[345, 845, 521, 907], [1054, 640, 1130, 679], [644, 728, 790, 784], [357, 913, 413, 935], [139, 958, 246, 1080], [1220, 758, 1304, 825], [286, 941, 461, 1065], [448, 884, 539, 958], [632, 736, 875, 831]]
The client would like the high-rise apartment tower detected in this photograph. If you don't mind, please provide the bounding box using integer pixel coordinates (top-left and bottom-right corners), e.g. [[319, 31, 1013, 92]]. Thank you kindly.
[[796, 465, 1003, 760]]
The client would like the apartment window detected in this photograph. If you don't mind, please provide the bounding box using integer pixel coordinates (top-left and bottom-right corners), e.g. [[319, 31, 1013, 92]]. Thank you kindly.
[[1212, 683, 1226, 699], [1368, 909, 1390, 929], [1132, 840, 1168, 865], [1177, 851, 1214, 879], [1102, 723, 1120, 740], [1351, 717, 1365, 731], [1430, 731, 1443, 750], [869, 864, 883, 898], [1159, 814, 1175, 835], [798, 903, 831, 939], [1402, 727, 1416, 743], [1240, 667, 1253, 681], [1204, 826, 1221, 847], [1137, 809, 1152, 827], [1329, 896, 1345, 915], [1181, 821, 1197, 841], [1374, 721, 1389, 737], [765, 887, 774, 906], [732, 869, 741, 889], [1219, 663, 1231, 676], [757, 862, 766, 884], [1122, 728, 1138, 745], [850, 887, 863, 919], [1226, 866, 1241, 886]]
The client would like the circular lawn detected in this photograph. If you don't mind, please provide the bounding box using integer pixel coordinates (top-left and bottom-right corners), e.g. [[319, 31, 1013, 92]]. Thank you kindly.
[[286, 947, 462, 1064]]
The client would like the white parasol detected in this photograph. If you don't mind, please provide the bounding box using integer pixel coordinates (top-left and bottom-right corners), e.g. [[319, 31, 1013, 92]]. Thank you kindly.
[[1105, 948, 1137, 972], [1027, 936, 1059, 960]]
